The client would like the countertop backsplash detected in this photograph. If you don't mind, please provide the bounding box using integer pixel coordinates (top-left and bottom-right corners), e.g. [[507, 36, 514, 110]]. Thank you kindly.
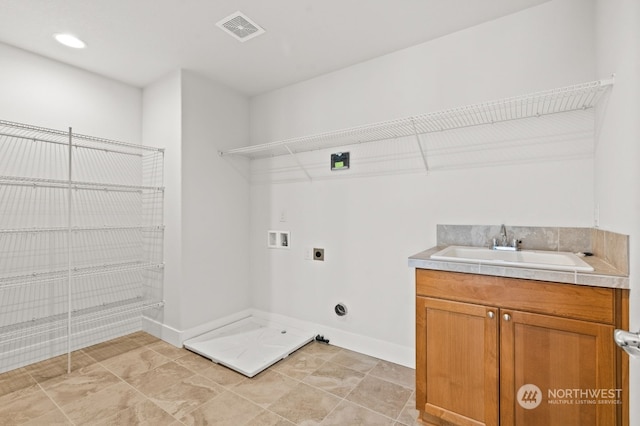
[[592, 228, 629, 275], [436, 224, 629, 275]]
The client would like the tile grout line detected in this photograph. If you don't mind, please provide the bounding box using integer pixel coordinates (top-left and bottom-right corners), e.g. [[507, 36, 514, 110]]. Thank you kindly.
[[163, 341, 288, 422], [314, 350, 376, 425], [327, 349, 415, 423], [265, 352, 335, 424], [258, 348, 412, 425], [297, 346, 413, 424], [6, 337, 416, 425], [94, 354, 186, 425], [194, 351, 338, 424], [13, 350, 82, 424], [114, 342, 223, 425], [114, 369, 183, 424], [357, 362, 413, 424], [168, 373, 228, 422], [229, 373, 335, 425], [138, 344, 238, 423], [128, 352, 192, 426], [35, 381, 77, 426]]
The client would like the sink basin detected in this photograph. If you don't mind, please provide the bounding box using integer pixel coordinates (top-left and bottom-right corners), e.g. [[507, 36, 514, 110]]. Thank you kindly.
[[430, 246, 594, 272]]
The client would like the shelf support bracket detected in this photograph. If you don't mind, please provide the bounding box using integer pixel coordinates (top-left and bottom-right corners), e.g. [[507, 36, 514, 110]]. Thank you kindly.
[[284, 145, 312, 182], [411, 119, 429, 173]]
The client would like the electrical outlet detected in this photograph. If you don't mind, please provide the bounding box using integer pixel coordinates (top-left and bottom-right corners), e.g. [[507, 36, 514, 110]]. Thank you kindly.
[[279, 209, 287, 222], [304, 247, 313, 260]]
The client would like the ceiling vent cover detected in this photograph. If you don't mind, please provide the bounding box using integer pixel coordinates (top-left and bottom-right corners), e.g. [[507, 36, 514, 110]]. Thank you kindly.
[[216, 11, 265, 42]]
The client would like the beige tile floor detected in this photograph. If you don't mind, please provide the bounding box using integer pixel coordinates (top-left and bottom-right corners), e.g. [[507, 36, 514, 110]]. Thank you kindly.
[[0, 332, 422, 425]]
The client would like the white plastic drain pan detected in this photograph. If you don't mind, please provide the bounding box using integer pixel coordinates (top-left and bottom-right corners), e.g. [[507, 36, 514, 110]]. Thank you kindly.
[[183, 316, 314, 377]]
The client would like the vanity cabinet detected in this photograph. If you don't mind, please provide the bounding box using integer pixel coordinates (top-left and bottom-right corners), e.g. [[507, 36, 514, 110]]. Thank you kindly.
[[415, 269, 628, 426]]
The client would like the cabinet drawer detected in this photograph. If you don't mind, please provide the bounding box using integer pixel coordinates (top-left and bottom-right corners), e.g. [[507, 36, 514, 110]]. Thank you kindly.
[[416, 269, 615, 324]]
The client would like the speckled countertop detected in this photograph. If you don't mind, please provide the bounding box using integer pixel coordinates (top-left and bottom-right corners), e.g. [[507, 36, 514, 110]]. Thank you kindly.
[[409, 246, 629, 290]]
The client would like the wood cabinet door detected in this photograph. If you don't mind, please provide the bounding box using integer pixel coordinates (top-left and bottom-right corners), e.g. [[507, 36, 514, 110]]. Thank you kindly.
[[500, 310, 617, 426], [416, 297, 499, 426]]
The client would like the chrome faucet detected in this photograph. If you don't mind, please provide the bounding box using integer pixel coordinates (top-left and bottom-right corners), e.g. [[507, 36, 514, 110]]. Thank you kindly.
[[492, 224, 520, 251], [500, 224, 508, 246]]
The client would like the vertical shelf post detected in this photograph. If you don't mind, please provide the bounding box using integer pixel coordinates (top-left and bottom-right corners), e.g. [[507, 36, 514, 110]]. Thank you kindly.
[[66, 127, 73, 374]]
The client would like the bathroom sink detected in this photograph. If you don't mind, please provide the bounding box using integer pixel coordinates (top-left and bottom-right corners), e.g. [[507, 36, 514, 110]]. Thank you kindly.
[[430, 246, 594, 272]]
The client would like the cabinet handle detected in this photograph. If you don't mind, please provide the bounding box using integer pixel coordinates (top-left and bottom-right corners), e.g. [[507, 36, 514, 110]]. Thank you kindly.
[[503, 313, 511, 321], [487, 311, 495, 319]]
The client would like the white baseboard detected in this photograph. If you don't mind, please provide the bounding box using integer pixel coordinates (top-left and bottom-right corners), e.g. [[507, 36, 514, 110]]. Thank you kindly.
[[143, 316, 181, 347], [143, 309, 254, 348], [179, 309, 255, 343], [249, 309, 415, 368], [166, 309, 414, 368]]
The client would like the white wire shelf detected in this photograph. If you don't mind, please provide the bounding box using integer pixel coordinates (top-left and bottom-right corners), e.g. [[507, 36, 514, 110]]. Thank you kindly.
[[0, 119, 164, 154], [0, 261, 164, 289], [219, 78, 614, 164], [0, 298, 164, 344], [0, 175, 164, 193], [0, 225, 165, 234]]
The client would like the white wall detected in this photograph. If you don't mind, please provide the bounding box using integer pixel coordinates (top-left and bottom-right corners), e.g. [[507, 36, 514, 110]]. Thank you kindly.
[[250, 0, 595, 145], [142, 70, 252, 338], [594, 1, 640, 424], [0, 41, 253, 343], [0, 42, 141, 141], [249, 0, 597, 365], [0, 40, 252, 344], [0, 42, 146, 364], [142, 70, 183, 335], [180, 70, 251, 330]]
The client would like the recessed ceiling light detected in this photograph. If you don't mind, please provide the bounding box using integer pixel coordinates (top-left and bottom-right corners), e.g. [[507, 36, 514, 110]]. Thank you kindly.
[[54, 33, 86, 49]]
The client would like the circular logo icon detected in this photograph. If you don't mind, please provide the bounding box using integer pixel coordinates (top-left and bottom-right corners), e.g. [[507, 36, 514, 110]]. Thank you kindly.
[[517, 384, 542, 409]]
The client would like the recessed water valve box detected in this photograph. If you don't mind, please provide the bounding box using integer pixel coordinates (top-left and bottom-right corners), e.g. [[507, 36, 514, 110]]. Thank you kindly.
[[331, 152, 349, 171], [268, 231, 290, 249], [313, 248, 324, 261]]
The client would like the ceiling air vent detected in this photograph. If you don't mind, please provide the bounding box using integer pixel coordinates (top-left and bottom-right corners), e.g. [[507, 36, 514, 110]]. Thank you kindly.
[[216, 11, 265, 42]]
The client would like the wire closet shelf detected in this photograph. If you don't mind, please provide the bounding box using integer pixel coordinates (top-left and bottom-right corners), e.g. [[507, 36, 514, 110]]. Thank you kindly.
[[219, 78, 614, 164], [0, 120, 165, 374]]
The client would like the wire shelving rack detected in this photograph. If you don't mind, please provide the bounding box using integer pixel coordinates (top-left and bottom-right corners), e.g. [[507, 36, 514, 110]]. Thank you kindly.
[[0, 119, 165, 374]]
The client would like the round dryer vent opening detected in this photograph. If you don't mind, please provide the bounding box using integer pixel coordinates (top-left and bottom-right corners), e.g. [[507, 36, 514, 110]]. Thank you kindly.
[[334, 303, 348, 316]]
